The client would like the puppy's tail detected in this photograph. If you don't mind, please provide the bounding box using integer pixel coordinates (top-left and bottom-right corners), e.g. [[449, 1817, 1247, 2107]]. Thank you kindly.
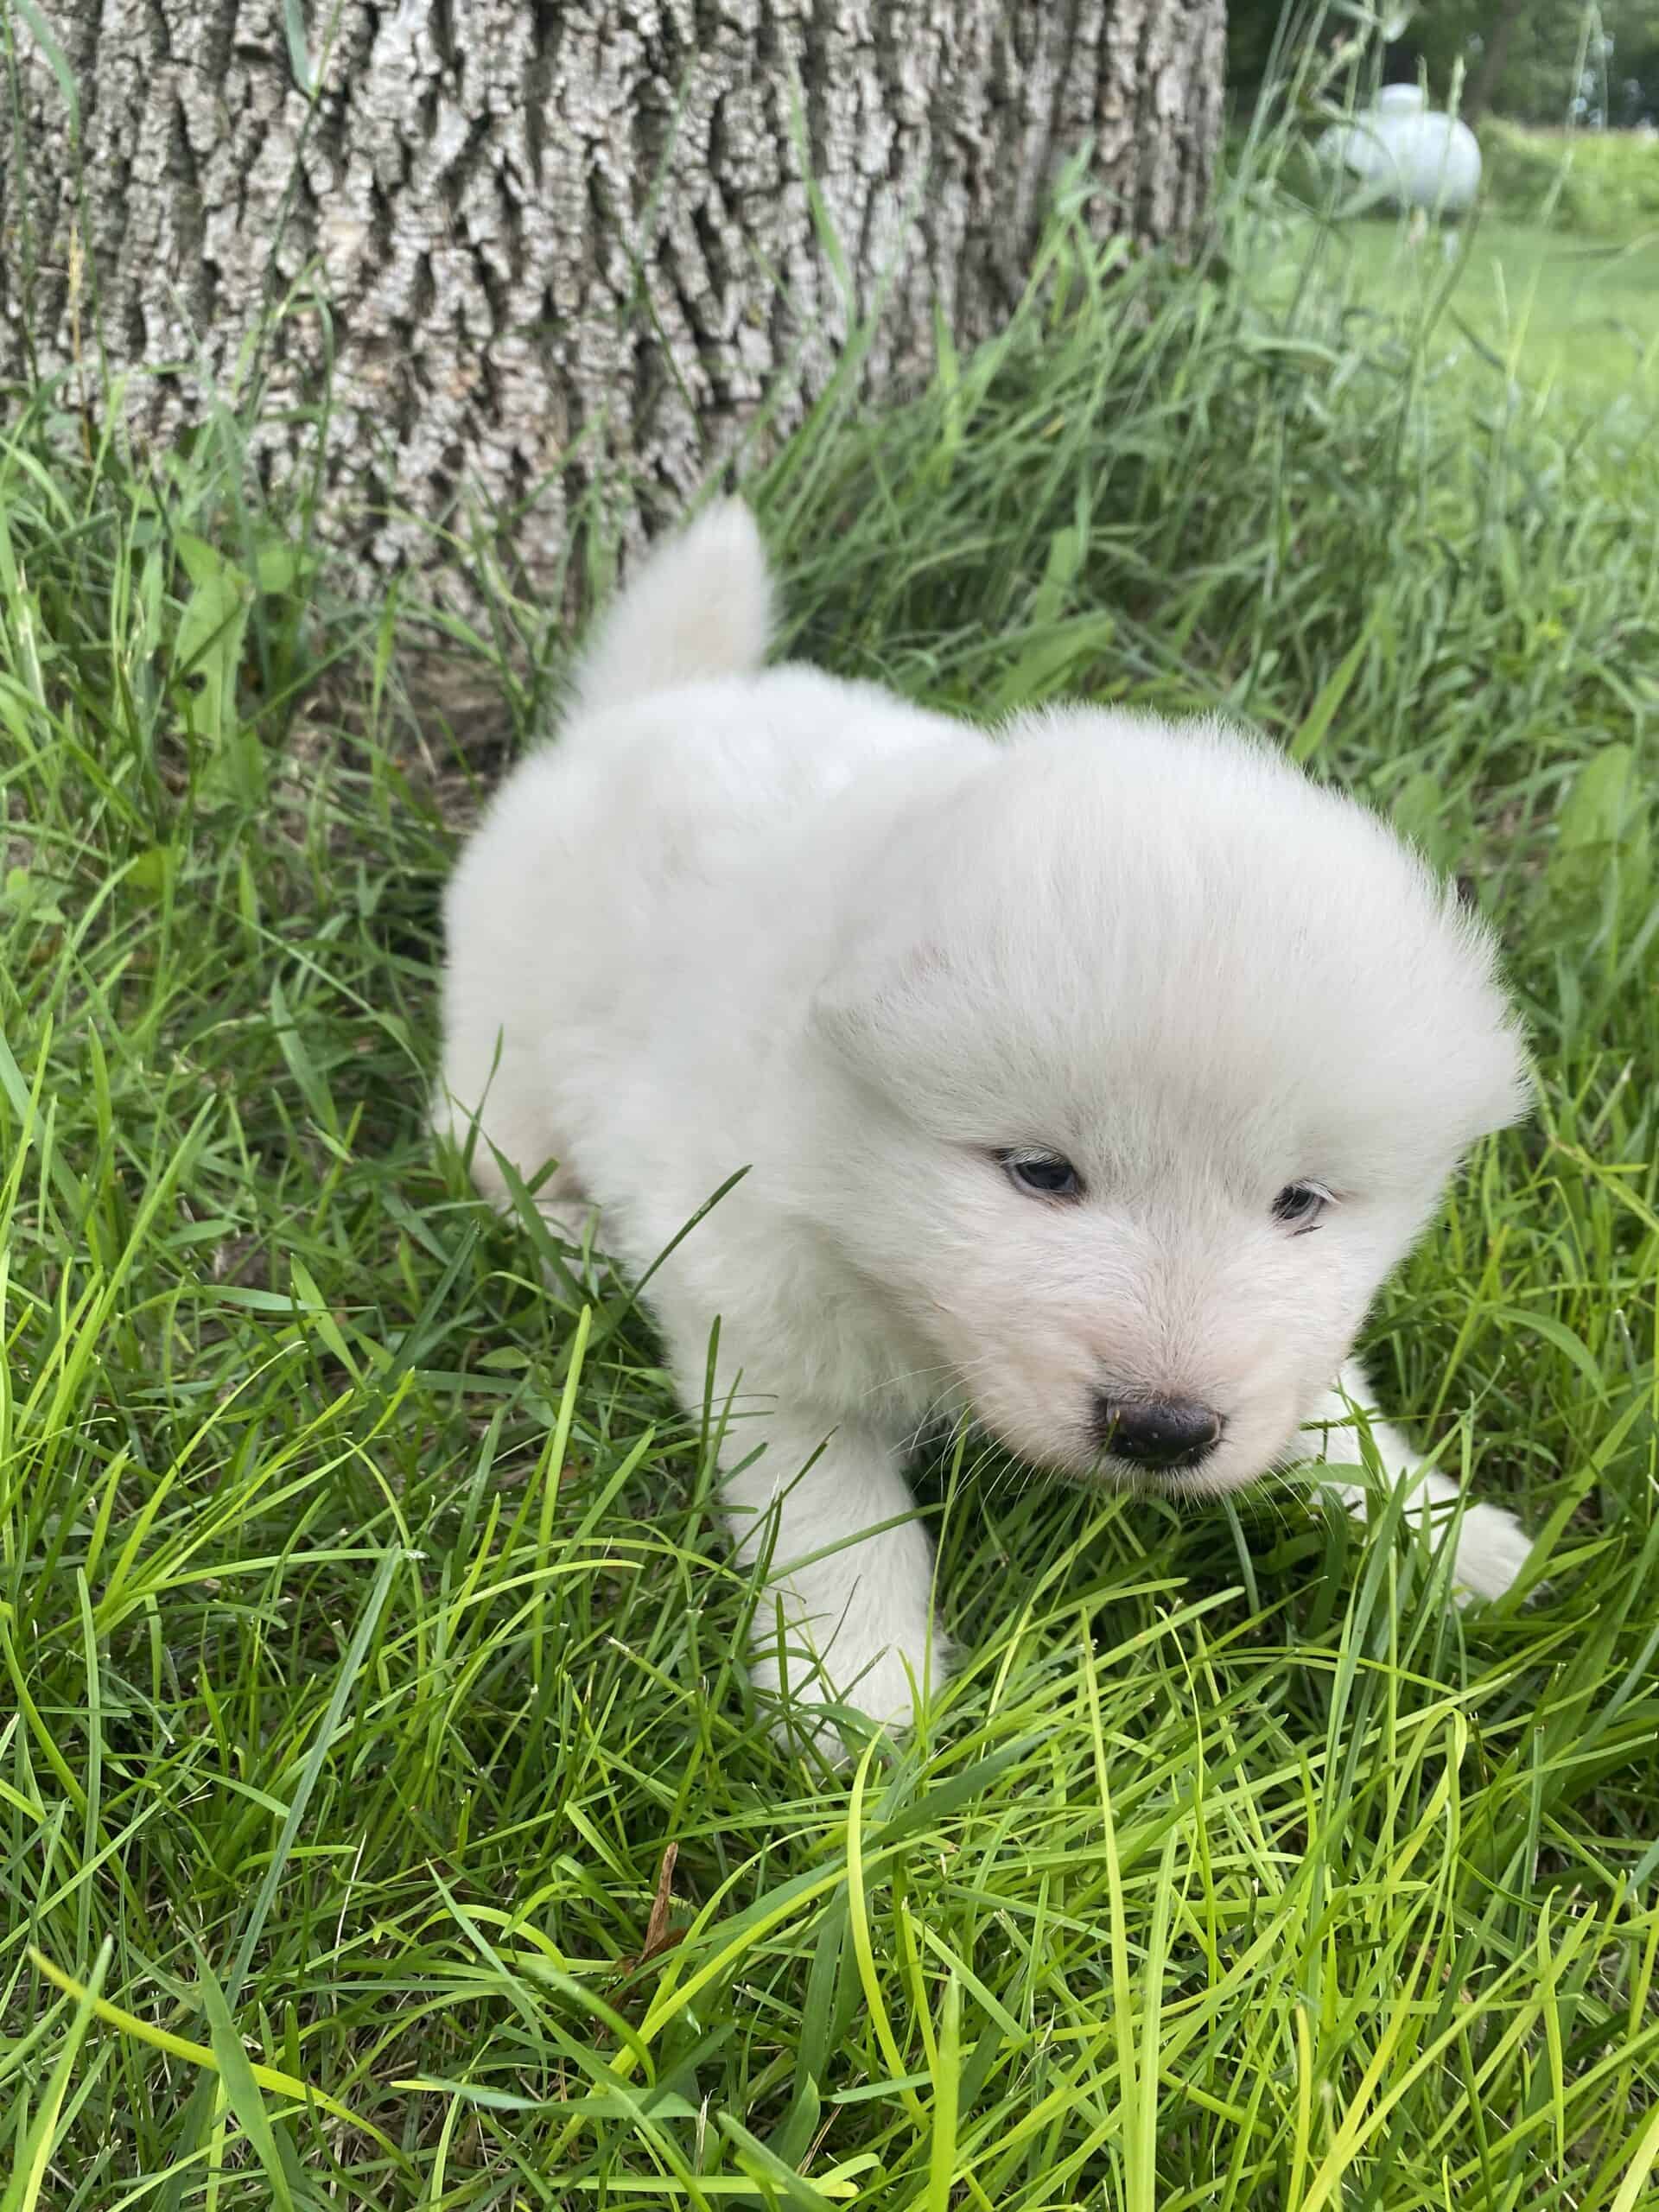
[[569, 498, 775, 717]]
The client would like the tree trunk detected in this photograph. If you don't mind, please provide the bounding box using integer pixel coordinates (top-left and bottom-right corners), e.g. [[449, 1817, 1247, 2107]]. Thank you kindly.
[[3, 2, 1224, 607], [1465, 0, 1529, 121]]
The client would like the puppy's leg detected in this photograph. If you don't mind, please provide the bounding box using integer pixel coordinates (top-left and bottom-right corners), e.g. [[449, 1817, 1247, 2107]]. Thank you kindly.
[[436, 1092, 602, 1253], [702, 1376, 947, 1743], [527, 1177, 603, 1253], [1301, 1358, 1530, 1603]]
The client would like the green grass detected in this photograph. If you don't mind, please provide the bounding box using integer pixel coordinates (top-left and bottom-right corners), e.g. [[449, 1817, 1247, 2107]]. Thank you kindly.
[[1479, 119, 1659, 244], [3, 164, 1658, 2208], [1254, 210, 1659, 414]]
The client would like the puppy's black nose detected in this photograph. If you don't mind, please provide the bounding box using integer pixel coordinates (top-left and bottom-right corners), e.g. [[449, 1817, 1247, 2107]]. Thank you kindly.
[[1094, 1396, 1222, 1470]]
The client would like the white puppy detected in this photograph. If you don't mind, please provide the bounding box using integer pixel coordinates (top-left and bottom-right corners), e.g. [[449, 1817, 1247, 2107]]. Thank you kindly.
[[437, 502, 1532, 1733]]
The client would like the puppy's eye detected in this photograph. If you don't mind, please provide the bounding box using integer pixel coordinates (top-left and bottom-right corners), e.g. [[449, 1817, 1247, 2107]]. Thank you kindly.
[[1001, 1151, 1084, 1200], [1273, 1181, 1331, 1231]]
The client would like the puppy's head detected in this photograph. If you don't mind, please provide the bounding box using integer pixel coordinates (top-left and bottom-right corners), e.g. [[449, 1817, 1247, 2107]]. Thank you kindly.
[[803, 709, 1528, 1493]]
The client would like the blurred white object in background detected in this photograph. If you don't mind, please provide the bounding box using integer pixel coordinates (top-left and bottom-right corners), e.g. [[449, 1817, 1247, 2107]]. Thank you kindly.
[[1319, 85, 1482, 215]]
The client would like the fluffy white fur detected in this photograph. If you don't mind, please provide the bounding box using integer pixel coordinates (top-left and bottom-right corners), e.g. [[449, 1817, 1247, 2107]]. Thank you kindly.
[[437, 501, 1533, 1738]]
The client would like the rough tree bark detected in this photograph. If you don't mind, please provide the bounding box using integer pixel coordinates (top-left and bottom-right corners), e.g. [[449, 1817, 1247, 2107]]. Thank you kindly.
[[3, 3, 1225, 605]]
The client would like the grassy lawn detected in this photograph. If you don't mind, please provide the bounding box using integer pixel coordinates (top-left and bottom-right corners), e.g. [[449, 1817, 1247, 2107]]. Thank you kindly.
[[3, 177, 1658, 2207], [1258, 208, 1659, 416]]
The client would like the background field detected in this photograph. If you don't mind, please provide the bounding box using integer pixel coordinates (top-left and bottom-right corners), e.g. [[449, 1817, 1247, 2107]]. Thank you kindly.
[[1249, 109, 1659, 411], [1257, 212, 1659, 410], [3, 121, 1657, 2210]]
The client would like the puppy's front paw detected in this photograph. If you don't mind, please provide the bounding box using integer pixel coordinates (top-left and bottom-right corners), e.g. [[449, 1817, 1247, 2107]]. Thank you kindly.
[[1441, 1496, 1533, 1605], [751, 1605, 949, 1759], [1400, 1469, 1532, 1605]]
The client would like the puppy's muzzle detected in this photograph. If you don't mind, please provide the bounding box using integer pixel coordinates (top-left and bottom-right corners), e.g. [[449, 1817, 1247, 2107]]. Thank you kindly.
[[1094, 1395, 1222, 1471]]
